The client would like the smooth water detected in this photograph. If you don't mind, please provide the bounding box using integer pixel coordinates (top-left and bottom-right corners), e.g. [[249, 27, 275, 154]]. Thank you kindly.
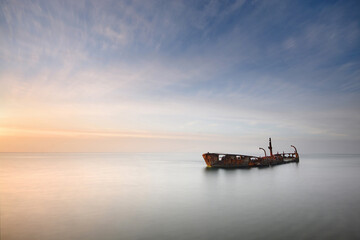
[[1, 153, 359, 240]]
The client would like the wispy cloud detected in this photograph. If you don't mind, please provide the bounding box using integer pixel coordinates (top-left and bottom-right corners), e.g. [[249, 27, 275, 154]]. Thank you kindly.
[[1, 0, 359, 153]]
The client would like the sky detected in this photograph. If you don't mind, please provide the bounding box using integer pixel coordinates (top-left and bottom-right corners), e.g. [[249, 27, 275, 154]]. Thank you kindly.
[[0, 0, 359, 154]]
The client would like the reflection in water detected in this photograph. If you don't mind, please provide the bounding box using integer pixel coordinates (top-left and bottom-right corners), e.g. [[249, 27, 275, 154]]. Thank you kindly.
[[203, 167, 220, 174], [1, 153, 360, 240]]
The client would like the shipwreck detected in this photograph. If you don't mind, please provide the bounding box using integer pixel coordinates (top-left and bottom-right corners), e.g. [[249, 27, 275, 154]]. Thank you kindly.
[[203, 138, 299, 168]]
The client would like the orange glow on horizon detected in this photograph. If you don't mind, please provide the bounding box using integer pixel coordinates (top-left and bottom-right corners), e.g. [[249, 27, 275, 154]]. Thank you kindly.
[[0, 127, 226, 153]]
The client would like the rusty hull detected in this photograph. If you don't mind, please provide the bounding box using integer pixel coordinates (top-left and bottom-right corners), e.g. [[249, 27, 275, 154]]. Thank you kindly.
[[202, 138, 299, 168]]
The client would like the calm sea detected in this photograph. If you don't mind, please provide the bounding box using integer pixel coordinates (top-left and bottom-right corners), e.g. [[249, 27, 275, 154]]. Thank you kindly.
[[1, 153, 359, 240]]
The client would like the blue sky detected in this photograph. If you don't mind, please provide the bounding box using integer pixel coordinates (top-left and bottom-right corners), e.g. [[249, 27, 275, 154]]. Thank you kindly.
[[0, 0, 360, 153]]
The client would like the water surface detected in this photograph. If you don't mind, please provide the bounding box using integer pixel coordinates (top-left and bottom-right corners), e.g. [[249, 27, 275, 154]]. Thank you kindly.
[[1, 153, 359, 240]]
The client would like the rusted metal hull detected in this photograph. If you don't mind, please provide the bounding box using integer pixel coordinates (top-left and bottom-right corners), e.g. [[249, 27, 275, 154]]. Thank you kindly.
[[202, 153, 299, 168], [202, 138, 299, 168]]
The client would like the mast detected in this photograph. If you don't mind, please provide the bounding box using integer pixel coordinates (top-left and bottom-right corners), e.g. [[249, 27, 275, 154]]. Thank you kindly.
[[268, 138, 273, 156]]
